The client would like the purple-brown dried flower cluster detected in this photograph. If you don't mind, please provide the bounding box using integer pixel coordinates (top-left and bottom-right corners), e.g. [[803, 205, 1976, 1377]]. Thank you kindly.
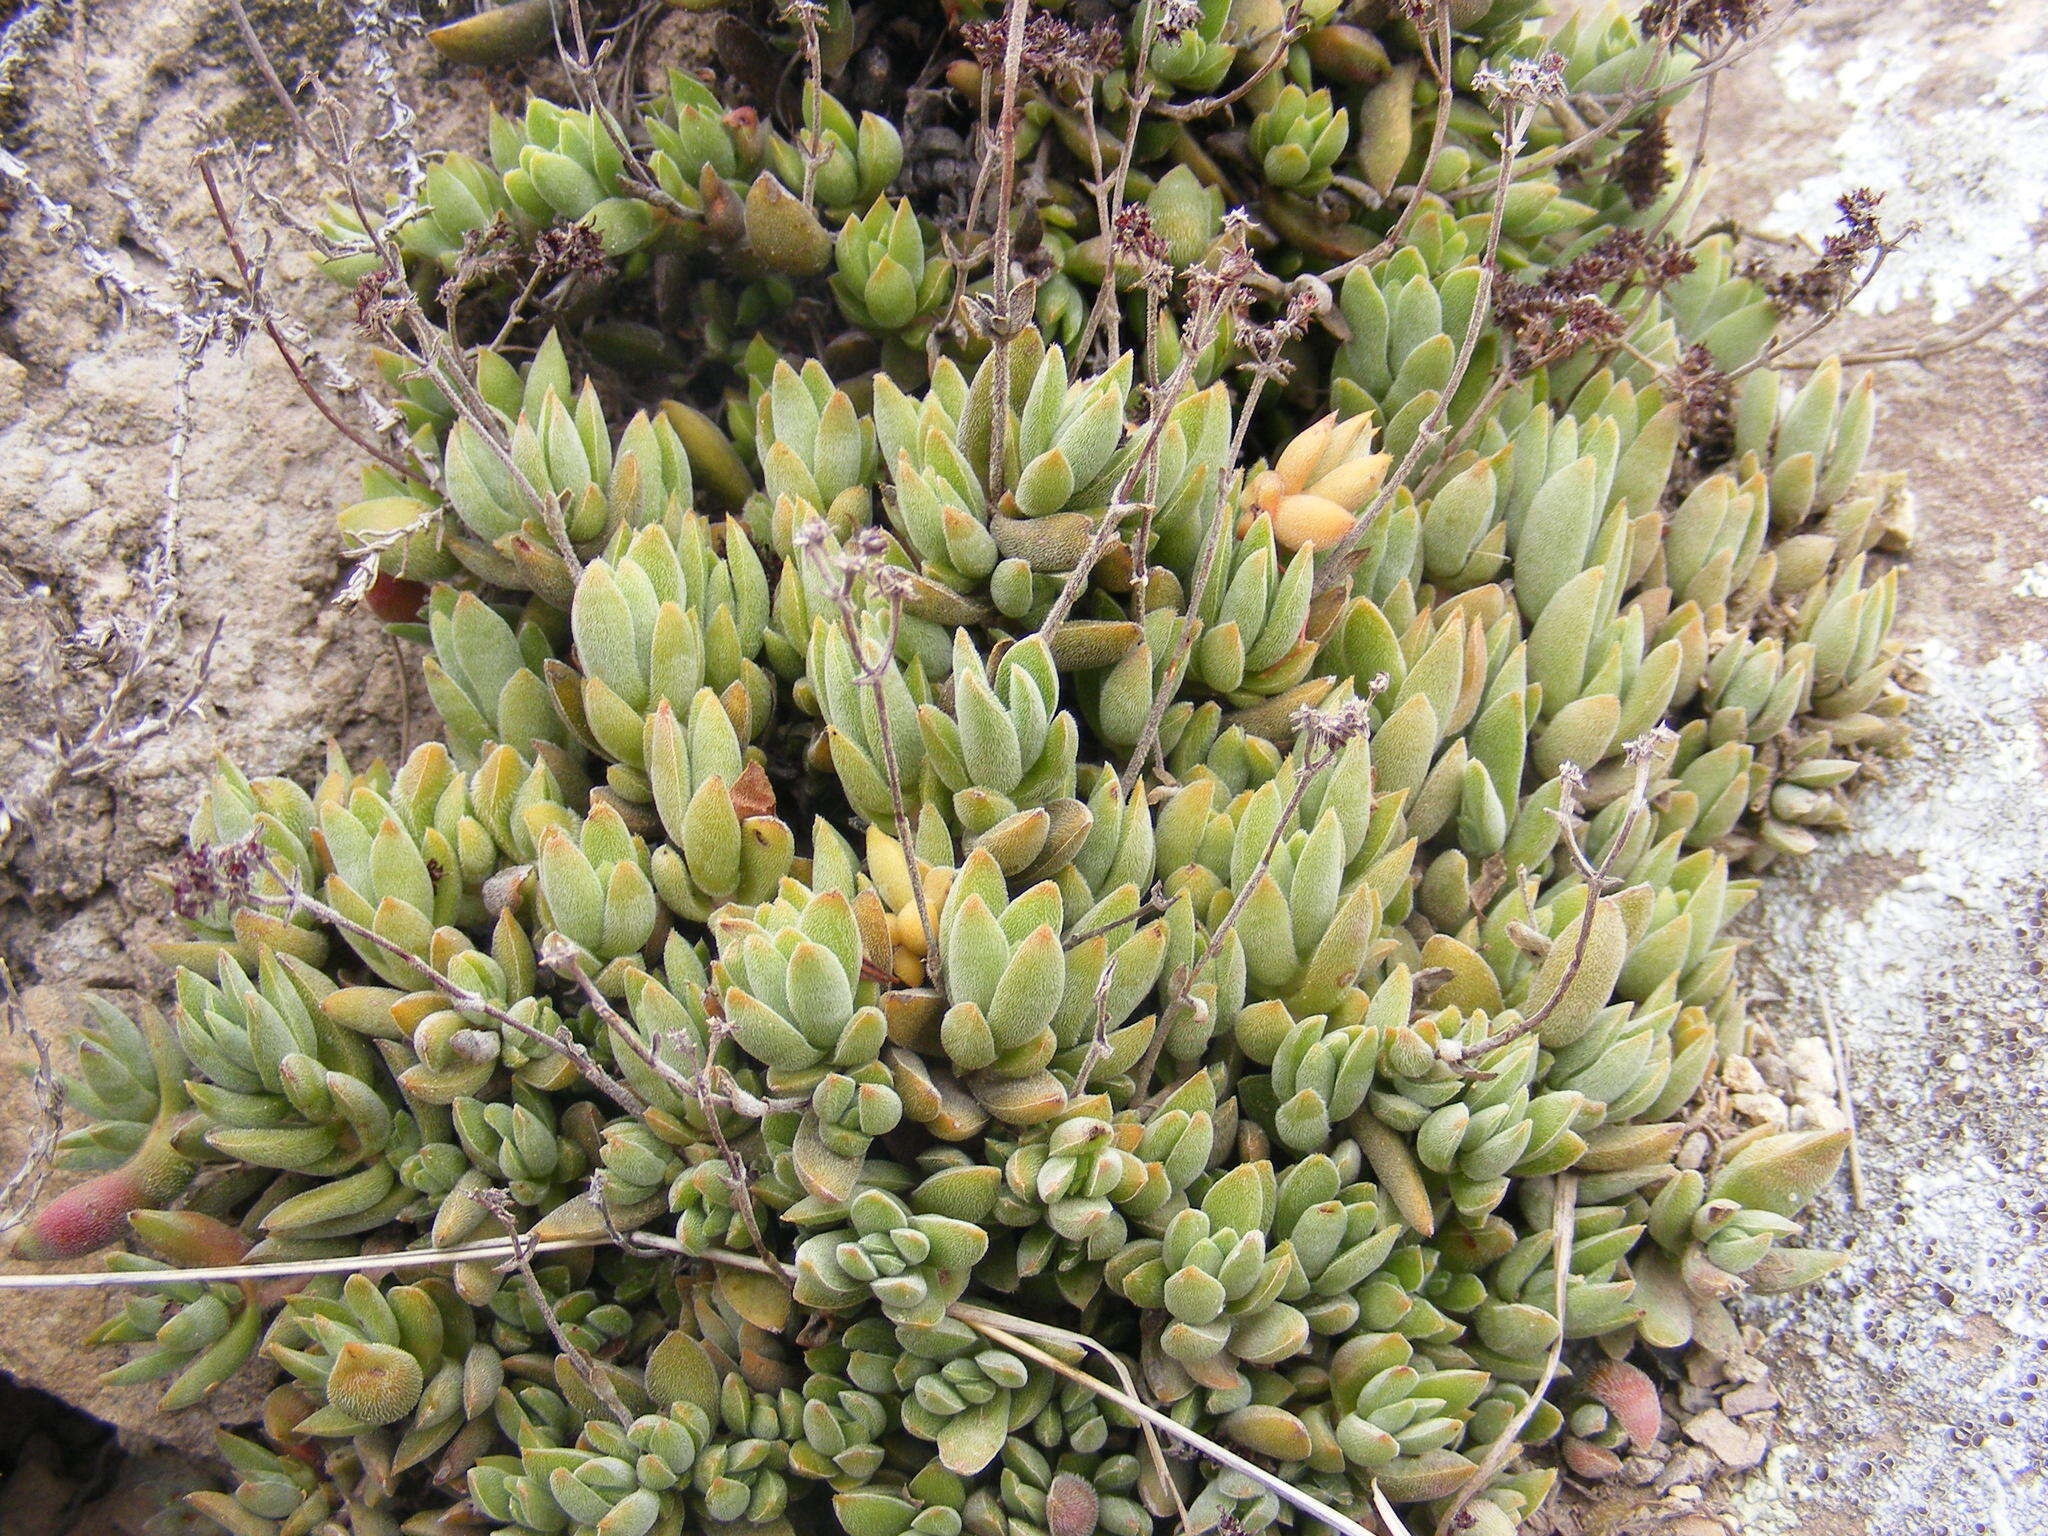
[[1615, 112, 1674, 210], [1641, 0, 1767, 44], [1663, 342, 1734, 457], [1494, 231, 1696, 370], [168, 836, 261, 923], [1752, 189, 1890, 317]]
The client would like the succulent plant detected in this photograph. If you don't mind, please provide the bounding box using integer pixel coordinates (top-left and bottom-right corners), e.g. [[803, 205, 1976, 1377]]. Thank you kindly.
[[1249, 86, 1350, 197], [833, 198, 954, 341], [12, 3, 1911, 1535]]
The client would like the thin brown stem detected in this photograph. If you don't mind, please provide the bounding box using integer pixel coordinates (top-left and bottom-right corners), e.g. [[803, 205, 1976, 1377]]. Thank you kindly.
[[1439, 7, 1788, 205], [983, 0, 1033, 499], [1408, 366, 1516, 504], [1074, 0, 1166, 363], [479, 1190, 634, 1428], [564, 959, 776, 1264], [1323, 4, 1454, 283], [1444, 735, 1665, 1071], [1065, 963, 1120, 1099], [1075, 89, 1119, 365], [1117, 353, 1285, 792], [249, 849, 647, 1119], [1730, 239, 1903, 382], [1151, 10, 1306, 122], [1783, 282, 2045, 370], [786, 0, 827, 209], [403, 311, 584, 577], [1443, 38, 1678, 201], [1041, 253, 1252, 643], [198, 159, 413, 479], [1818, 990, 1867, 1210], [1642, 70, 1716, 247], [1432, 1173, 1578, 1535], [223, 0, 317, 156], [1155, 713, 1364, 1034], [487, 259, 554, 355], [1315, 98, 1531, 598], [1064, 884, 1168, 949], [807, 539, 942, 984]]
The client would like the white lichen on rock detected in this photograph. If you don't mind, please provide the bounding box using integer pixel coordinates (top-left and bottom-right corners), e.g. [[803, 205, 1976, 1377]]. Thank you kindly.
[[1764, 37, 2048, 321]]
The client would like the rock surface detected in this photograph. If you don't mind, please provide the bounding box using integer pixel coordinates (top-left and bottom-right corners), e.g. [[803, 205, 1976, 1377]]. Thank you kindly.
[[0, 0, 431, 985], [1687, 4, 2048, 1531], [0, 0, 2042, 1532], [0, 0, 457, 1474]]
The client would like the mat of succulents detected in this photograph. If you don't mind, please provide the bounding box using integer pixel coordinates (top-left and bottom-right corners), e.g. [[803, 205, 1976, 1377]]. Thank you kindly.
[[0, 2, 1918, 1535]]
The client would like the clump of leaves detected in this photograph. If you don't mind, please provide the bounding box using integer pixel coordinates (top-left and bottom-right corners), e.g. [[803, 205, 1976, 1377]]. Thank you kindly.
[[11, 2, 1913, 1535]]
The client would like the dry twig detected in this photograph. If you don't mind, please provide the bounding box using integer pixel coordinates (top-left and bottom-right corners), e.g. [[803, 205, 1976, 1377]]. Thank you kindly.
[[1432, 1173, 1579, 1535], [249, 847, 649, 1119], [1819, 990, 1867, 1210], [0, 963, 62, 1238], [479, 1187, 635, 1427]]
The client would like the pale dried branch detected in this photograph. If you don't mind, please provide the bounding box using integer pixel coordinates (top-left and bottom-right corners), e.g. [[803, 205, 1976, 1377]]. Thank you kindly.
[[0, 1235, 608, 1290], [0, 963, 62, 1236], [1818, 990, 1867, 1210], [247, 846, 650, 1119], [1432, 1172, 1578, 1535], [479, 1187, 635, 1427]]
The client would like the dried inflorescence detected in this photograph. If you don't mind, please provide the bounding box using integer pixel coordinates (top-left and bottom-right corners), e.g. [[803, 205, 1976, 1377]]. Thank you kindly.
[[1639, 0, 1769, 45], [1493, 230, 1697, 373], [1613, 111, 1675, 211], [8, 3, 1915, 1536], [1750, 188, 1892, 317]]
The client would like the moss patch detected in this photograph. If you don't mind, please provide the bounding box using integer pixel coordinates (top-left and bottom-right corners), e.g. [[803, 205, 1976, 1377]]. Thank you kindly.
[[190, 0, 360, 141]]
